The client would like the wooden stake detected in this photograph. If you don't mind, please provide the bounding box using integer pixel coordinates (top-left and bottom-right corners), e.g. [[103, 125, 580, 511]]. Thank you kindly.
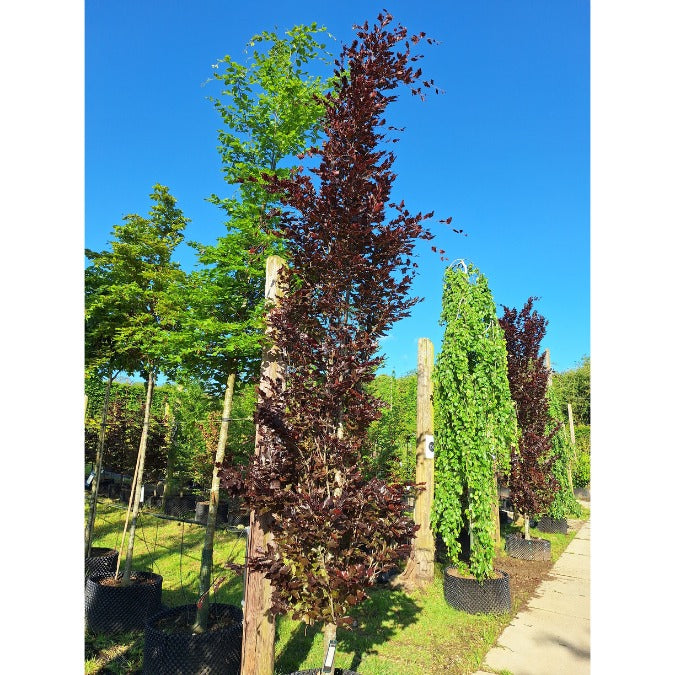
[[544, 348, 552, 387], [395, 338, 435, 589], [240, 256, 285, 675], [567, 403, 577, 452]]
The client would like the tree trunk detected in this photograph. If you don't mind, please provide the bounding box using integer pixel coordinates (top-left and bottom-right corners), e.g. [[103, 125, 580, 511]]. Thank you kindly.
[[241, 256, 285, 675], [323, 622, 338, 675], [85, 369, 113, 557], [524, 515, 530, 540], [396, 338, 435, 590], [122, 369, 155, 585], [194, 371, 237, 633], [162, 400, 179, 509]]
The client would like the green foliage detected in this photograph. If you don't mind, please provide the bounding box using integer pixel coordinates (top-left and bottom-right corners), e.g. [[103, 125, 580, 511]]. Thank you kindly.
[[550, 357, 590, 490], [544, 387, 582, 519], [191, 380, 257, 489], [362, 372, 417, 482], [432, 263, 518, 581], [572, 424, 590, 488], [550, 355, 590, 425], [85, 184, 189, 381], [180, 24, 335, 393], [84, 375, 257, 492]]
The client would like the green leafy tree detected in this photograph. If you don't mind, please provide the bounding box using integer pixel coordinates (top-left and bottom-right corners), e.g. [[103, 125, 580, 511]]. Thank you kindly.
[[551, 355, 590, 425], [432, 262, 517, 581], [363, 372, 417, 482], [85, 184, 189, 584], [545, 385, 583, 519], [84, 260, 132, 556], [550, 356, 590, 488], [179, 24, 335, 632]]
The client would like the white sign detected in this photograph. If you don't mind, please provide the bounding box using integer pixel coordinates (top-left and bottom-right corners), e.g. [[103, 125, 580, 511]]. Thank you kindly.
[[424, 434, 435, 459]]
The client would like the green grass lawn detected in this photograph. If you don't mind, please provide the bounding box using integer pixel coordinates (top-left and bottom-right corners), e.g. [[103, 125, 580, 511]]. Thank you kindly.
[[85, 497, 588, 674]]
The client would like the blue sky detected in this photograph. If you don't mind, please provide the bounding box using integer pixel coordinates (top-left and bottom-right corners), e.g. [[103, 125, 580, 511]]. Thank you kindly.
[[85, 0, 590, 376]]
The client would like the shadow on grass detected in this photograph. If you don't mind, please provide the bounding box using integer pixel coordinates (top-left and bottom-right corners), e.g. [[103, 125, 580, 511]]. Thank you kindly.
[[276, 621, 322, 673], [85, 629, 144, 675], [276, 587, 423, 674], [343, 587, 423, 672], [159, 573, 244, 610]]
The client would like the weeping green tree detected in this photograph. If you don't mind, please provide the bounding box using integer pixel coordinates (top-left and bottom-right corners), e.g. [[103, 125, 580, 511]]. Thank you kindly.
[[432, 261, 518, 581], [177, 24, 334, 633], [85, 184, 189, 585], [545, 385, 583, 520]]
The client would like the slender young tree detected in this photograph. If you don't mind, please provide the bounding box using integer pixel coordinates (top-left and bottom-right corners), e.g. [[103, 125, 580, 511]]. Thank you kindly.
[[433, 262, 517, 581], [86, 185, 188, 584], [499, 297, 559, 539], [221, 11, 440, 668], [176, 25, 334, 634], [84, 254, 142, 556]]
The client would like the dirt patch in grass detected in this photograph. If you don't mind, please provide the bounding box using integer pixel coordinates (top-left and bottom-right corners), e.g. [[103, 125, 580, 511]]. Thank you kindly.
[[494, 551, 553, 610]]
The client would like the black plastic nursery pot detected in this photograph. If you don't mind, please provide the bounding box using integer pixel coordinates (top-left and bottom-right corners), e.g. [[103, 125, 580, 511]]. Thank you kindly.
[[195, 500, 229, 527], [164, 495, 200, 519], [143, 603, 243, 675], [85, 571, 163, 634], [536, 516, 568, 535], [443, 566, 511, 614], [84, 547, 119, 581], [504, 533, 551, 561]]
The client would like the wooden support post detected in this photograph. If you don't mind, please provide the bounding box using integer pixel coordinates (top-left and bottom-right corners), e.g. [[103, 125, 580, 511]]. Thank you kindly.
[[240, 255, 285, 675], [567, 402, 577, 450], [544, 348, 552, 387], [395, 338, 435, 590]]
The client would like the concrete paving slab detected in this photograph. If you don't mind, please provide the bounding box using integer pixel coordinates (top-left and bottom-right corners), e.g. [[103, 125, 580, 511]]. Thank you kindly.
[[483, 609, 590, 675], [550, 555, 590, 580], [562, 537, 590, 556], [528, 582, 589, 619], [474, 518, 591, 675], [575, 523, 590, 537], [532, 575, 588, 601]]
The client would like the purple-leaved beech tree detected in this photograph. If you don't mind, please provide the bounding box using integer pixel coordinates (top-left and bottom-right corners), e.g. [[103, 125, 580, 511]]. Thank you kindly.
[[221, 11, 446, 670]]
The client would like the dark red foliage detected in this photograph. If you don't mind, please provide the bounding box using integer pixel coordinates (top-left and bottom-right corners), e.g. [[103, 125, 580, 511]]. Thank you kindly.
[[85, 400, 169, 482], [219, 11, 437, 627], [499, 298, 559, 518]]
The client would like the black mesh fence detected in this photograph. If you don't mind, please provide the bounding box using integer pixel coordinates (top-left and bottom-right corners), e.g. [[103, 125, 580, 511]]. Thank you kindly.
[[84, 493, 249, 612]]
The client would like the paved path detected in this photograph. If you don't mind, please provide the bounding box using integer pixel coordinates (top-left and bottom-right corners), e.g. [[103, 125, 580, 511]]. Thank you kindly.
[[474, 517, 590, 675]]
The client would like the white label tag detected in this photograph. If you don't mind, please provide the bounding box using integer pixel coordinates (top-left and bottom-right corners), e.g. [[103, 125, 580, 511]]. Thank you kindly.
[[424, 434, 434, 459]]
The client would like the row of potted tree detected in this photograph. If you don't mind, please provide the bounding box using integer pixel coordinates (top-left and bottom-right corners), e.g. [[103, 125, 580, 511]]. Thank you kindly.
[[85, 9, 583, 674], [431, 265, 582, 614]]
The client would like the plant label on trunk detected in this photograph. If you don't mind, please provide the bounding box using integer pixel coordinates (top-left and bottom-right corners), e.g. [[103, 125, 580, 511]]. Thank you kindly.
[[323, 639, 337, 673], [424, 435, 435, 459]]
